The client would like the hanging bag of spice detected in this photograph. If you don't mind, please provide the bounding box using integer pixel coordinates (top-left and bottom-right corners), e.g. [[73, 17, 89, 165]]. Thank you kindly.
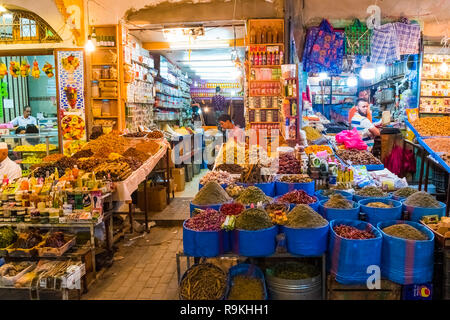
[[377, 220, 434, 285], [328, 219, 382, 284]]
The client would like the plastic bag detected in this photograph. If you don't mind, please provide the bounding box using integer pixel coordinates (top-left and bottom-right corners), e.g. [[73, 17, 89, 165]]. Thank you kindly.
[[335, 128, 368, 150]]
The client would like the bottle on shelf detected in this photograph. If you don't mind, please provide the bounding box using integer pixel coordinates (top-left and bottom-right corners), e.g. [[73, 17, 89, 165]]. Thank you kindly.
[[279, 50, 284, 64], [261, 26, 266, 44], [291, 101, 297, 117], [250, 27, 256, 44], [273, 28, 279, 44], [275, 51, 280, 65], [267, 27, 273, 44], [262, 51, 267, 66], [278, 27, 283, 43], [256, 27, 261, 44]]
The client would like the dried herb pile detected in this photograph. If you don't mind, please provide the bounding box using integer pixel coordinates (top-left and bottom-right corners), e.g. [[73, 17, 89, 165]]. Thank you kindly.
[[404, 191, 440, 208], [285, 204, 327, 228], [228, 275, 264, 300], [271, 262, 320, 280], [235, 208, 273, 231], [333, 225, 375, 239], [192, 181, 232, 205], [393, 187, 418, 198], [185, 209, 226, 231], [382, 224, 428, 240], [324, 194, 353, 209], [355, 186, 388, 197], [366, 202, 393, 208], [236, 186, 270, 205], [180, 264, 227, 300]]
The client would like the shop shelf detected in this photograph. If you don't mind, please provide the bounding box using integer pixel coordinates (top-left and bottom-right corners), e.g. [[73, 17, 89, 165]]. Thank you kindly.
[[249, 80, 281, 82], [420, 96, 450, 98], [248, 43, 284, 46], [250, 65, 281, 68], [422, 78, 450, 81], [97, 79, 118, 81], [91, 63, 116, 66]]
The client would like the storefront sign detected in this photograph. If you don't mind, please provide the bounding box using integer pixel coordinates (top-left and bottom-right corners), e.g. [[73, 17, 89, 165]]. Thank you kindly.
[[55, 49, 87, 156], [366, 5, 381, 29]]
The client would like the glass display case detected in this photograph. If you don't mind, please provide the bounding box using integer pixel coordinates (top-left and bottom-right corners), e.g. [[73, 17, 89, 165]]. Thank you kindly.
[[37, 117, 59, 133], [0, 132, 59, 175]]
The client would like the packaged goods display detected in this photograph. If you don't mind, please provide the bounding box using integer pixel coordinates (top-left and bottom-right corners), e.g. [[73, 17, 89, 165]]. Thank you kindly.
[[404, 191, 440, 208], [228, 275, 264, 300], [277, 190, 316, 204], [236, 186, 271, 205], [382, 224, 428, 240], [192, 181, 231, 206], [179, 264, 227, 300], [200, 170, 236, 185], [393, 187, 418, 198], [285, 204, 327, 228], [355, 186, 388, 197], [278, 174, 312, 183], [336, 149, 382, 165], [333, 225, 375, 240], [366, 202, 393, 208], [324, 194, 353, 209], [235, 208, 273, 231], [184, 209, 226, 231]]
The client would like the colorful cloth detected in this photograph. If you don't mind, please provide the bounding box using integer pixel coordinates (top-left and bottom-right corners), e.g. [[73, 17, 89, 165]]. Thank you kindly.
[[370, 23, 399, 65], [394, 22, 420, 55]]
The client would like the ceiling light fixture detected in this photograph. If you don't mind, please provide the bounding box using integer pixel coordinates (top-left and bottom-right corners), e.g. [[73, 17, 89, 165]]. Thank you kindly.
[[360, 63, 376, 80], [85, 34, 96, 53], [347, 75, 358, 87]]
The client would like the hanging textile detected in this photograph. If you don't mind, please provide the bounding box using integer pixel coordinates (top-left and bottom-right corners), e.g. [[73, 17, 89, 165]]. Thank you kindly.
[[393, 22, 421, 55], [345, 19, 372, 56], [303, 19, 344, 75], [384, 145, 416, 176], [370, 23, 399, 65]]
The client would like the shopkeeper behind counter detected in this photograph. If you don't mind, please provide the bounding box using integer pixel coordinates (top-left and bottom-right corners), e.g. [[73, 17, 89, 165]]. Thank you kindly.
[[11, 106, 37, 131], [350, 98, 380, 151], [0, 143, 22, 181]]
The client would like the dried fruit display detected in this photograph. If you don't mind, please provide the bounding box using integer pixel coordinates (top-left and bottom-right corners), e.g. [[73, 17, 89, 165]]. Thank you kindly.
[[336, 149, 382, 165], [277, 153, 302, 174], [123, 132, 147, 138], [84, 132, 129, 156], [94, 161, 132, 181], [146, 130, 164, 139], [200, 170, 236, 185], [333, 225, 375, 239], [277, 190, 317, 205], [411, 117, 450, 136], [134, 140, 161, 155], [278, 174, 312, 183], [76, 157, 105, 171], [42, 154, 64, 163], [122, 147, 150, 163], [215, 163, 244, 174], [71, 149, 94, 159]]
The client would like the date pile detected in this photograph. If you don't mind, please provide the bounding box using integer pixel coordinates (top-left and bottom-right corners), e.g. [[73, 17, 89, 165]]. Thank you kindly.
[[333, 225, 375, 239], [336, 149, 382, 165], [277, 153, 302, 174], [277, 190, 317, 205], [278, 174, 312, 183]]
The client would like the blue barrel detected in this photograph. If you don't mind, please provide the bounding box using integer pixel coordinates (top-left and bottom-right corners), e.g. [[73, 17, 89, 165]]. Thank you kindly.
[[275, 180, 315, 197], [401, 200, 446, 222], [183, 220, 230, 257], [318, 200, 360, 221], [280, 222, 329, 256], [328, 219, 382, 285], [237, 182, 275, 197], [227, 264, 268, 300], [275, 196, 319, 212], [189, 201, 227, 217], [315, 190, 353, 201], [392, 194, 407, 201], [232, 226, 278, 257], [353, 193, 392, 203], [377, 220, 435, 285], [359, 199, 402, 226], [199, 183, 228, 191]]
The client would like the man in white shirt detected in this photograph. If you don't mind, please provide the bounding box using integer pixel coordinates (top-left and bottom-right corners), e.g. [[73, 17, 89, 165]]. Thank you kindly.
[[11, 106, 37, 129], [218, 114, 245, 144], [351, 98, 380, 151], [0, 142, 22, 181]]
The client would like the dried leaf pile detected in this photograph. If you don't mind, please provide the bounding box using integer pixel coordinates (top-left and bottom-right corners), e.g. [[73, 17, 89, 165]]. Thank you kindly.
[[235, 208, 273, 231], [285, 204, 327, 228], [404, 191, 440, 208], [192, 181, 232, 205], [324, 194, 353, 209], [382, 224, 428, 240]]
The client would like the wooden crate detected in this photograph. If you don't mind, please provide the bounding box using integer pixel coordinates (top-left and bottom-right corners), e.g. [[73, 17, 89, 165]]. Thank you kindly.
[[327, 275, 401, 300]]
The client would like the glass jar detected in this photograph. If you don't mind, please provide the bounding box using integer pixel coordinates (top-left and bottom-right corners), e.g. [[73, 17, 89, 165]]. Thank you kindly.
[[101, 66, 110, 79], [92, 81, 100, 98], [92, 68, 101, 80], [101, 99, 111, 116]]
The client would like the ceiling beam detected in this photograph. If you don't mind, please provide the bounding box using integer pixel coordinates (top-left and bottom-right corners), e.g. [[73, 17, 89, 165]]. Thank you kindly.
[[143, 38, 245, 51]]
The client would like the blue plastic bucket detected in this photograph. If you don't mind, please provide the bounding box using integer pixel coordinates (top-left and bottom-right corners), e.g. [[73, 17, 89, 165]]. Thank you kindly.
[[189, 201, 226, 217], [353, 193, 392, 203], [359, 199, 403, 226], [237, 182, 275, 197], [401, 200, 446, 222], [315, 190, 353, 201], [318, 200, 360, 221], [328, 219, 382, 285], [275, 180, 315, 196], [377, 220, 435, 285], [183, 220, 229, 257], [199, 183, 228, 191], [274, 196, 319, 212], [232, 226, 278, 257], [227, 264, 268, 300], [280, 222, 329, 256]]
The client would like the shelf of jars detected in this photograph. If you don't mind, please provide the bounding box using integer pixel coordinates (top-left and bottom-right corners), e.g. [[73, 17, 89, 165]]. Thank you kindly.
[[280, 64, 299, 142]]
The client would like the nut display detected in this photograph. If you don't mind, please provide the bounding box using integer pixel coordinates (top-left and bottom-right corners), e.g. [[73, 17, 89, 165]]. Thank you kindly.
[[336, 149, 382, 165], [411, 117, 450, 137]]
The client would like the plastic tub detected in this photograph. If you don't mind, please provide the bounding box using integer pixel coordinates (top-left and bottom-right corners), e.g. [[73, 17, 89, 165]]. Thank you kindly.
[[377, 220, 435, 285], [359, 199, 402, 226], [280, 222, 329, 256], [227, 264, 267, 300], [231, 226, 277, 257], [183, 221, 229, 257], [318, 200, 360, 221], [353, 193, 392, 203], [189, 201, 227, 217], [237, 182, 275, 197], [315, 190, 353, 201], [275, 180, 315, 197], [401, 200, 446, 222]]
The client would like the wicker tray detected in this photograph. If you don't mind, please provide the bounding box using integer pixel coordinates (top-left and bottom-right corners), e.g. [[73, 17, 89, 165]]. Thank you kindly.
[[37, 235, 76, 257]]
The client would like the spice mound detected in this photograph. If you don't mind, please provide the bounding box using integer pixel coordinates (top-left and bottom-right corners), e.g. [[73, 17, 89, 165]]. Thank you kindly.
[[277, 190, 317, 204], [404, 191, 440, 208], [285, 204, 327, 228], [215, 163, 243, 174], [179, 264, 227, 300], [220, 203, 245, 216], [382, 224, 428, 241], [279, 174, 312, 183], [324, 194, 353, 209], [271, 262, 320, 280], [200, 170, 235, 185], [236, 186, 270, 205], [336, 149, 382, 165], [265, 203, 289, 215], [192, 181, 231, 206], [235, 208, 273, 231], [277, 153, 302, 174], [333, 225, 375, 240], [393, 187, 418, 198], [228, 275, 264, 300], [226, 184, 244, 199], [366, 202, 393, 208], [355, 186, 388, 197], [185, 209, 226, 232]]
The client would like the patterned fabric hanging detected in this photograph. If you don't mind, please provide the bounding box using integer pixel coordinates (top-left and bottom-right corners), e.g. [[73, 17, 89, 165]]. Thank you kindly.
[[345, 19, 372, 56]]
